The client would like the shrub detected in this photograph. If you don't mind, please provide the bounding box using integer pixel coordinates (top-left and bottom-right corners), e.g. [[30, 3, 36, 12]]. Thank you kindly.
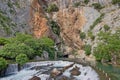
[[73, 2, 81, 7], [84, 44, 91, 55], [90, 13, 104, 30], [46, 4, 59, 13], [112, 0, 120, 4], [16, 54, 28, 66], [0, 57, 7, 71], [84, 0, 89, 4], [94, 30, 120, 62], [0, 43, 34, 59], [88, 31, 95, 40], [39, 37, 54, 47], [49, 21, 60, 35], [0, 33, 55, 61], [92, 3, 103, 10], [103, 24, 110, 31], [24, 39, 42, 56], [0, 38, 9, 45], [80, 32, 86, 40]]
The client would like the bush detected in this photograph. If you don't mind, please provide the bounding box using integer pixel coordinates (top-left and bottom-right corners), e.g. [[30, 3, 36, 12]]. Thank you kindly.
[[84, 44, 91, 55], [84, 0, 89, 4], [103, 24, 110, 31], [49, 21, 60, 35], [94, 30, 120, 62], [16, 54, 28, 66], [0, 38, 9, 45], [92, 3, 103, 10], [0, 43, 34, 59], [0, 33, 55, 61], [80, 32, 86, 40], [73, 2, 81, 7], [46, 4, 59, 13], [0, 57, 7, 71], [24, 39, 42, 56], [88, 31, 95, 40], [90, 13, 104, 30], [112, 0, 120, 4]]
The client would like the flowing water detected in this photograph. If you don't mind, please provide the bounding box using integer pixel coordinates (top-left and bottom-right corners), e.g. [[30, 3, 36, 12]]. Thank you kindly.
[[0, 61, 99, 80]]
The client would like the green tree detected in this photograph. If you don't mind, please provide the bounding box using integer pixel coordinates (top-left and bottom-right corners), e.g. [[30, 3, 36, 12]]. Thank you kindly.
[[0, 43, 34, 59], [0, 57, 7, 71], [24, 38, 42, 56], [39, 37, 55, 59], [16, 54, 28, 66], [94, 30, 120, 62]]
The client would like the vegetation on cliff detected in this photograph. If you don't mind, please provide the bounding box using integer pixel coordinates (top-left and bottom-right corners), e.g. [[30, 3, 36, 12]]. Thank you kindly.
[[94, 30, 120, 64]]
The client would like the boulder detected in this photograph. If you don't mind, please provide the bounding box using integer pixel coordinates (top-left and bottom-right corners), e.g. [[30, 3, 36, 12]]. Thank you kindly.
[[42, 51, 49, 60], [34, 56, 43, 61], [70, 66, 81, 76], [59, 76, 70, 80], [29, 76, 41, 80], [50, 68, 62, 78]]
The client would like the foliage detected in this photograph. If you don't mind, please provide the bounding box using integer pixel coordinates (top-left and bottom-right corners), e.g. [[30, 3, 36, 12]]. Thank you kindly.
[[90, 13, 104, 30], [88, 31, 95, 40], [0, 33, 55, 61], [112, 0, 120, 4], [92, 3, 103, 10], [73, 2, 81, 7], [46, 4, 59, 13], [39, 37, 54, 47], [49, 20, 60, 35], [0, 43, 34, 59], [24, 39, 42, 56], [84, 0, 89, 4], [80, 32, 86, 40], [103, 24, 110, 31], [16, 54, 28, 66], [39, 37, 55, 59], [0, 38, 9, 45], [84, 44, 91, 55], [94, 30, 120, 62], [0, 57, 7, 70]]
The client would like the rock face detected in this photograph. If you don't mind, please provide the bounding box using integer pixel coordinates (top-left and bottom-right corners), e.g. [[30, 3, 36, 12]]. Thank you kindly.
[[0, 0, 32, 37], [30, 0, 60, 44], [30, 0, 49, 38], [55, 7, 86, 49]]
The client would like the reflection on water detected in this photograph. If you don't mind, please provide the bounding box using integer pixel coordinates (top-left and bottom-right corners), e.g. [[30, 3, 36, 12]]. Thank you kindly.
[[96, 62, 120, 80]]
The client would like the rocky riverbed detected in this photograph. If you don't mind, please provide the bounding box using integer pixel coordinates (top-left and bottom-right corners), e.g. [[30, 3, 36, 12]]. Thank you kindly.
[[0, 61, 99, 80]]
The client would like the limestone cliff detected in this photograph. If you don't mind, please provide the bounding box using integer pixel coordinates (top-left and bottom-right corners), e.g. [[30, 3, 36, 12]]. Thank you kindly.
[[30, 0, 49, 38], [55, 7, 86, 49]]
